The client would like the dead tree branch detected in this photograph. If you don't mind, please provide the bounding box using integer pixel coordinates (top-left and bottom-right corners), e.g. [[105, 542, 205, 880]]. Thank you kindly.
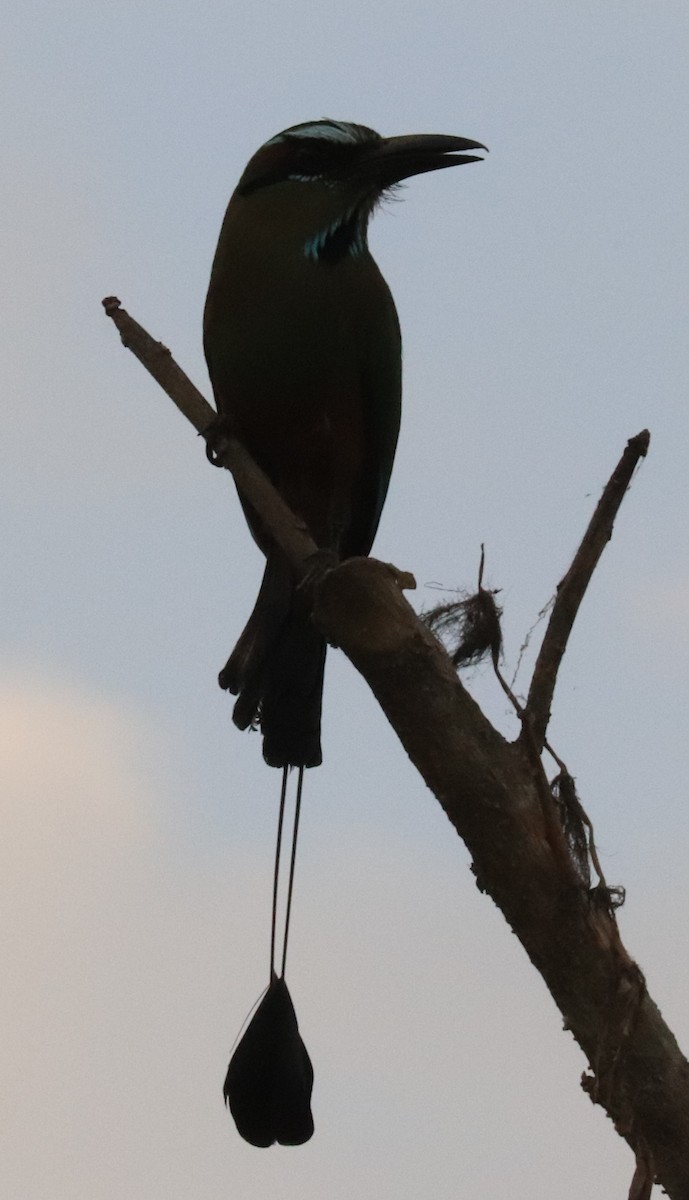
[[524, 430, 650, 751], [104, 298, 689, 1198]]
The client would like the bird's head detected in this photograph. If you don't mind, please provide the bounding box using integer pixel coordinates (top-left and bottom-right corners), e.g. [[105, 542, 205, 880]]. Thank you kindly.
[[229, 118, 486, 262]]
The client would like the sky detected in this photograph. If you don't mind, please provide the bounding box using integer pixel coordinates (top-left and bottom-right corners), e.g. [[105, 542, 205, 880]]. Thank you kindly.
[[2, 2, 689, 1196]]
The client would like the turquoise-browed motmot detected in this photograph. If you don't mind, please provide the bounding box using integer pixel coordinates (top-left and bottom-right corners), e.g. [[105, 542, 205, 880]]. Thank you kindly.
[[205, 121, 485, 1146], [204, 119, 485, 770]]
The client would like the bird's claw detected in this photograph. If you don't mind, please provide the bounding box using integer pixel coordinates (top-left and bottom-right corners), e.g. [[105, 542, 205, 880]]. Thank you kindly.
[[203, 414, 234, 467], [297, 549, 339, 594]]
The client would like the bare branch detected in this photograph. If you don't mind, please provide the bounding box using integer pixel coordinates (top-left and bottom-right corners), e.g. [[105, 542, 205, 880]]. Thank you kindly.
[[104, 302, 688, 1197], [524, 430, 650, 750], [314, 557, 689, 1197]]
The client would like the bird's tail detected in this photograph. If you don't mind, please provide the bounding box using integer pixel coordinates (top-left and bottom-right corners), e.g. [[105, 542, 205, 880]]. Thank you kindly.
[[220, 555, 326, 768]]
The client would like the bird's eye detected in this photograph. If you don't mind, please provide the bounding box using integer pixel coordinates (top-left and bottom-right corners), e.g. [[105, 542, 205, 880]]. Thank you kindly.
[[294, 146, 319, 170], [286, 145, 324, 182]]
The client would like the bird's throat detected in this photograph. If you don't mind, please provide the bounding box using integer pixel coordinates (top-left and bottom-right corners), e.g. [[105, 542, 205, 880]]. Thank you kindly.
[[304, 205, 368, 264]]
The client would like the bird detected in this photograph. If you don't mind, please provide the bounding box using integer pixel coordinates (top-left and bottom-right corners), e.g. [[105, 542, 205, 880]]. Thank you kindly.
[[203, 118, 485, 771], [204, 118, 485, 1146]]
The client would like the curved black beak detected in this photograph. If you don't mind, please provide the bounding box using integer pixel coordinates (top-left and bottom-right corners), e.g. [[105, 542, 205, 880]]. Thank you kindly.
[[357, 133, 487, 188]]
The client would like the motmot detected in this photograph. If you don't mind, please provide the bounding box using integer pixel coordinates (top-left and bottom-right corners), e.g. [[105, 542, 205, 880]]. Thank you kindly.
[[205, 120, 485, 1146], [204, 118, 485, 771]]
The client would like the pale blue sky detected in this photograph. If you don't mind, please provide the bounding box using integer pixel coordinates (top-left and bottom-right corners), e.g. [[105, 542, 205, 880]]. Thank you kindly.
[[2, 3, 688, 1197]]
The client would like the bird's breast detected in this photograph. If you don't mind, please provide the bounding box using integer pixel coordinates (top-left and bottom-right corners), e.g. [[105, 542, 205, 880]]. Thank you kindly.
[[204, 223, 401, 551]]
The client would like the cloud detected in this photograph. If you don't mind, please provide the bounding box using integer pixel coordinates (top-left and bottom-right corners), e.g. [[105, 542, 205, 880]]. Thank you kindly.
[[0, 672, 161, 851], [0, 673, 185, 1196]]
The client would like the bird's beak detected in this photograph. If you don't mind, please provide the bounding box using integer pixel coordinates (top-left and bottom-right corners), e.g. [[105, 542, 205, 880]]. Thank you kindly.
[[356, 133, 487, 188]]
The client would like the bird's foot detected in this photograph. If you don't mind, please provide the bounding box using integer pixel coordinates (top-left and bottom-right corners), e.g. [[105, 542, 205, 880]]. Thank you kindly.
[[297, 549, 339, 597], [203, 414, 234, 467]]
